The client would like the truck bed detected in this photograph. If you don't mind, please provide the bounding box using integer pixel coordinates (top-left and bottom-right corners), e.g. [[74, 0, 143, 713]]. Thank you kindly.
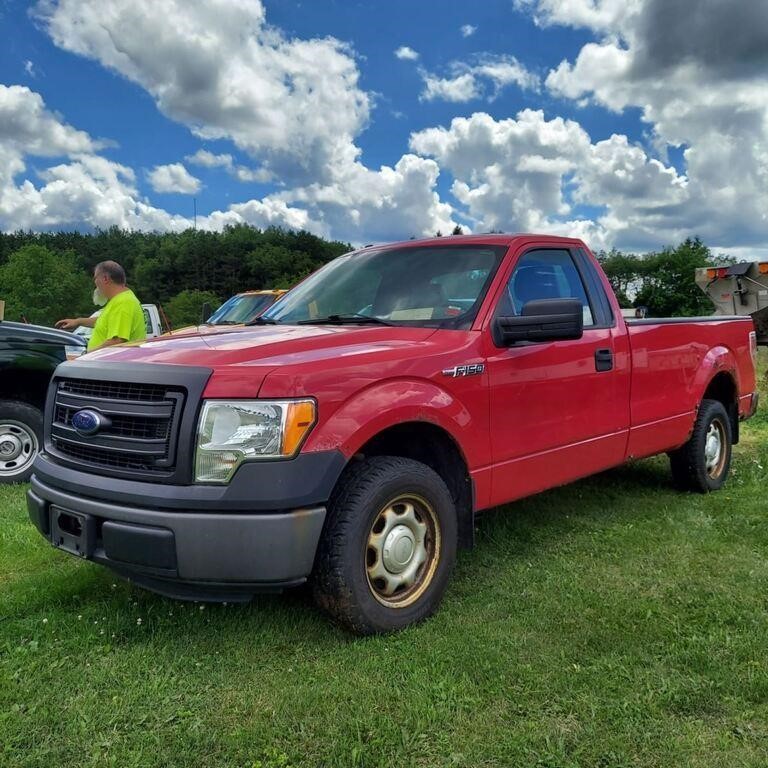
[[625, 315, 756, 459]]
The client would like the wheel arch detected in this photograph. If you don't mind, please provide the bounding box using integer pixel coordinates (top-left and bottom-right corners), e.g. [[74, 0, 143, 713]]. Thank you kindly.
[[701, 369, 740, 444], [0, 367, 50, 409], [339, 420, 475, 549]]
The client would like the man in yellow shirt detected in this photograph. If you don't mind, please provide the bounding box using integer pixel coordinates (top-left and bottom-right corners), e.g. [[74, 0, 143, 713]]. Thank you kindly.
[[56, 261, 147, 352]]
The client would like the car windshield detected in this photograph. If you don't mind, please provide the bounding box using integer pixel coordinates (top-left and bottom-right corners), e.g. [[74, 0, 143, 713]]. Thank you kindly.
[[207, 294, 276, 324], [261, 245, 507, 328]]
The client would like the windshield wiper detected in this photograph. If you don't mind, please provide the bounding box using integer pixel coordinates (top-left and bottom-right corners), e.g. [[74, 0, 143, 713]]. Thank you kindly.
[[296, 313, 394, 326], [246, 316, 279, 325]]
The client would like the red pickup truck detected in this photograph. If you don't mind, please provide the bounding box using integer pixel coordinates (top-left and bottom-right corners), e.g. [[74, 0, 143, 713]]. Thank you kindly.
[[28, 235, 759, 634]]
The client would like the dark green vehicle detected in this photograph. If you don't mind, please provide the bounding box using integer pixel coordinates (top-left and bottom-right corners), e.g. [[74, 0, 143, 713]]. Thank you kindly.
[[0, 321, 85, 483]]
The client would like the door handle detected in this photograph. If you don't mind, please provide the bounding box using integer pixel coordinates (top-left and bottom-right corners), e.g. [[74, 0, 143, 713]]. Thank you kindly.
[[595, 348, 613, 372]]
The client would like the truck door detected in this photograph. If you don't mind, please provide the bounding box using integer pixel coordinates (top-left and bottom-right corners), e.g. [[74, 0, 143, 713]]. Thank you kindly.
[[484, 246, 630, 506]]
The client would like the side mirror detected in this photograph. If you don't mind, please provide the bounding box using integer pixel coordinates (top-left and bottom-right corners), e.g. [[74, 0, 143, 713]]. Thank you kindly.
[[201, 302, 212, 324], [492, 298, 584, 347]]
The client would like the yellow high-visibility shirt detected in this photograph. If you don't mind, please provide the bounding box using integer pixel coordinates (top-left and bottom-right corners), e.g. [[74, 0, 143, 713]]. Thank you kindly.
[[88, 289, 146, 351]]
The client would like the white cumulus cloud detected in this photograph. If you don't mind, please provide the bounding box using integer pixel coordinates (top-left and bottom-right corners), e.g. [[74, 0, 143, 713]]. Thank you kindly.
[[0, 84, 96, 168], [422, 73, 480, 103], [185, 149, 232, 169], [420, 54, 539, 103], [147, 162, 201, 194], [35, 0, 370, 185], [394, 46, 419, 61], [411, 109, 690, 250], [186, 148, 271, 183], [1, 153, 192, 232], [460, 24, 477, 37], [281, 153, 460, 242]]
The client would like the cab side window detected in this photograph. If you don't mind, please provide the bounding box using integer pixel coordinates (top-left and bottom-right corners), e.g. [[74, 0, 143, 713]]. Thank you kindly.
[[498, 249, 595, 327]]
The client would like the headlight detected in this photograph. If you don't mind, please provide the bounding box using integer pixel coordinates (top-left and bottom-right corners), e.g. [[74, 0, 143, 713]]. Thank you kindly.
[[195, 399, 316, 483]]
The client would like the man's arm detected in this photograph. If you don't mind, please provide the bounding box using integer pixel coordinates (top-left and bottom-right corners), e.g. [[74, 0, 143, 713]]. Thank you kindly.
[[89, 336, 127, 352], [56, 316, 96, 330]]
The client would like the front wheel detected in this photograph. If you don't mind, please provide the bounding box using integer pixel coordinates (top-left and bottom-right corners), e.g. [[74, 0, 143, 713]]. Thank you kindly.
[[0, 400, 43, 484], [312, 456, 457, 635], [669, 398, 732, 493]]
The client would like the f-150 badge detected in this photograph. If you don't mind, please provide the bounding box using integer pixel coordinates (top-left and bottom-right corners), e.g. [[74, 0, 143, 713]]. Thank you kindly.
[[442, 363, 485, 377]]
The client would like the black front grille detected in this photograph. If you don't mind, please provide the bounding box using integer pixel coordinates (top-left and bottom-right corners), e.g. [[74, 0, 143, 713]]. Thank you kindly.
[[50, 377, 185, 478]]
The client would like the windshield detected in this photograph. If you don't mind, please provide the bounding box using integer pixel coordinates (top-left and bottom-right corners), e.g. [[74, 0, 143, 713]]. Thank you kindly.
[[261, 245, 507, 328], [207, 294, 276, 324]]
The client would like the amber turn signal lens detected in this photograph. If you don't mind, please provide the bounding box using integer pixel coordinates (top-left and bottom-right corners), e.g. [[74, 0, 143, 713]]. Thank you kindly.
[[759, 263, 768, 275], [283, 400, 316, 456]]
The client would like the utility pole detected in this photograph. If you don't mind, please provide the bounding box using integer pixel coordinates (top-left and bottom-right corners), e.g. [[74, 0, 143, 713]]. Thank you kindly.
[[193, 197, 197, 230]]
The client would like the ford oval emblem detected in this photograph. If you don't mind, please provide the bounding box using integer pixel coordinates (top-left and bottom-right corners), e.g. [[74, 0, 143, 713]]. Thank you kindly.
[[71, 409, 108, 436]]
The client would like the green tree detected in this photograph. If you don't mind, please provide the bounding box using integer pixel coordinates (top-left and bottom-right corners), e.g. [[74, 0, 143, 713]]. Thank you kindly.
[[0, 244, 92, 326], [596, 248, 642, 308], [597, 238, 732, 317], [634, 237, 720, 317], [245, 245, 316, 289], [164, 289, 221, 330]]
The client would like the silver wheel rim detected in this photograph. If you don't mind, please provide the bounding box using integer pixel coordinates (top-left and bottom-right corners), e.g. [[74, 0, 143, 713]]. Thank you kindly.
[[704, 418, 726, 478], [0, 420, 38, 478], [365, 494, 440, 608]]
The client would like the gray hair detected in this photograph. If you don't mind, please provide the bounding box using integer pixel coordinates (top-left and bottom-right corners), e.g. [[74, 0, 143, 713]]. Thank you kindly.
[[94, 260, 126, 285]]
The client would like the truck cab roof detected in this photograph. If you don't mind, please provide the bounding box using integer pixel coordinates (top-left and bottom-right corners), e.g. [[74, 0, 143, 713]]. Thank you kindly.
[[360, 234, 588, 252]]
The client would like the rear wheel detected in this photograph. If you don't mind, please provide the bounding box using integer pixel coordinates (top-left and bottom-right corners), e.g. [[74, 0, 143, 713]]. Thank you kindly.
[[669, 398, 732, 492], [312, 456, 457, 635], [0, 401, 43, 484]]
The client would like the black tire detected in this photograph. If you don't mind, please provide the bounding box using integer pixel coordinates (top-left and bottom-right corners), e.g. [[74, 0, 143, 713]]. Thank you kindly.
[[669, 399, 732, 493], [0, 400, 43, 484], [312, 456, 457, 635]]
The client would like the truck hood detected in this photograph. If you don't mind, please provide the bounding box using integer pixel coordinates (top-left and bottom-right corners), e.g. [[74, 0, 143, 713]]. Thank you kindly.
[[87, 323, 436, 369]]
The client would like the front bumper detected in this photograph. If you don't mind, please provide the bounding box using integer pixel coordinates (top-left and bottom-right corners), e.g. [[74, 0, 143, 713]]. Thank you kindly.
[[28, 466, 331, 600]]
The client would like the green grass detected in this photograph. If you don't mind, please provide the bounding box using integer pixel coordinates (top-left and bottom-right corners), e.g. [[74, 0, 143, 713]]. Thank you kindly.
[[2, 365, 767, 767]]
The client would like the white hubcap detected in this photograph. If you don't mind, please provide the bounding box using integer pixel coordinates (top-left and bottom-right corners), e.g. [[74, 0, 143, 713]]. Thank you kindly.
[[705, 422, 722, 474], [0, 434, 22, 460], [383, 525, 417, 573], [0, 421, 38, 477]]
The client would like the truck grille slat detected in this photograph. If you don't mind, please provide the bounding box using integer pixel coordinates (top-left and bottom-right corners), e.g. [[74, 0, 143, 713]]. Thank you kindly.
[[54, 406, 172, 441], [58, 379, 168, 402], [50, 377, 185, 477], [54, 442, 159, 472]]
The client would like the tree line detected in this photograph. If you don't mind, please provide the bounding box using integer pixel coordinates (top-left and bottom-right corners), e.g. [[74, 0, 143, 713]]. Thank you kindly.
[[0, 226, 725, 329], [0, 225, 350, 328]]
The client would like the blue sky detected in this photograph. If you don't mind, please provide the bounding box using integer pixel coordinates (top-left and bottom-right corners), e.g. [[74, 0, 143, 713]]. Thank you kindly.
[[1, 0, 767, 256]]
